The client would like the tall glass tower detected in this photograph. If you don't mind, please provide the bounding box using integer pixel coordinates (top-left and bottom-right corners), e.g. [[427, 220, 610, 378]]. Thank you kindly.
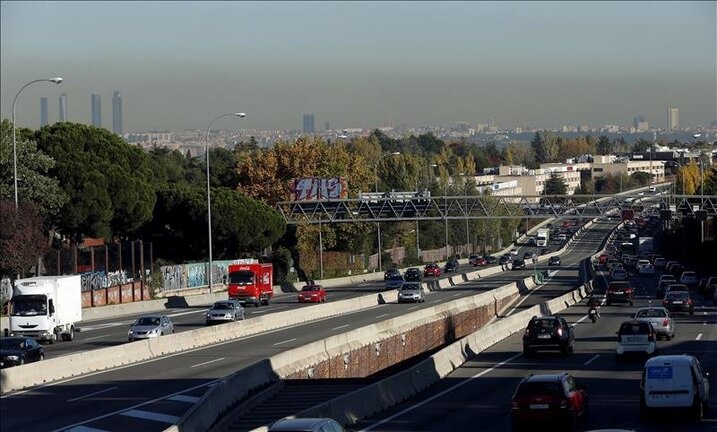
[[59, 93, 68, 122], [112, 91, 123, 134], [40, 97, 48, 126], [303, 114, 315, 134], [91, 94, 102, 127]]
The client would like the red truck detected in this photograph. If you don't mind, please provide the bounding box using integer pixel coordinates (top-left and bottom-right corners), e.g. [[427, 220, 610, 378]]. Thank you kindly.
[[226, 259, 273, 306]]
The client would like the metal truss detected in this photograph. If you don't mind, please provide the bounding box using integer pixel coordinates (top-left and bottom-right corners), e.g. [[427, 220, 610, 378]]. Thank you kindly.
[[276, 191, 717, 224]]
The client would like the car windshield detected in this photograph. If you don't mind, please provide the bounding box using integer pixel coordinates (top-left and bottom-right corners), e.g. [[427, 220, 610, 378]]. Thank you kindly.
[[0, 339, 25, 350], [228, 271, 254, 285], [528, 319, 558, 330], [636, 309, 666, 318], [212, 302, 234, 310], [135, 317, 161, 326], [682, 272, 696, 277], [401, 284, 420, 291], [388, 275, 404, 281], [301, 286, 320, 291], [516, 381, 564, 397], [666, 292, 688, 300], [668, 285, 688, 292], [10, 297, 47, 316], [619, 322, 651, 334]]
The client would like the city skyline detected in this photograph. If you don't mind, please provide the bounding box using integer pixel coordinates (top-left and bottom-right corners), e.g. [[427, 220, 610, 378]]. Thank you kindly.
[[1, 1, 715, 131]]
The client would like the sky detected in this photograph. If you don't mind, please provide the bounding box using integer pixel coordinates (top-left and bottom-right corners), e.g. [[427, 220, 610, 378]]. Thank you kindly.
[[1, 1, 715, 132]]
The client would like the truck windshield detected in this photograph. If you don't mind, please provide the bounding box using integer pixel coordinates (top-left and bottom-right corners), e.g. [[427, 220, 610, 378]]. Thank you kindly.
[[11, 295, 48, 316], [228, 271, 255, 285]]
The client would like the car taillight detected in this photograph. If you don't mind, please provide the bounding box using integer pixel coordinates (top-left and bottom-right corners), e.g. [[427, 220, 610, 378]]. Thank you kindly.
[[662, 319, 669, 326], [662, 300, 669, 305], [686, 299, 693, 304], [648, 333, 656, 342], [511, 400, 519, 409]]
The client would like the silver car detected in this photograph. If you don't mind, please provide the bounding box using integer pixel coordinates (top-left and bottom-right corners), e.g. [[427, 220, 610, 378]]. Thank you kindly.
[[128, 315, 174, 342], [397, 283, 425, 303], [633, 307, 674, 340], [205, 300, 245, 325], [269, 418, 346, 432]]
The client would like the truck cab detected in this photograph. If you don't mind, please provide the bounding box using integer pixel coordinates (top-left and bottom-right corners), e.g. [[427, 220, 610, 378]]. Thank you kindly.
[[227, 260, 273, 307]]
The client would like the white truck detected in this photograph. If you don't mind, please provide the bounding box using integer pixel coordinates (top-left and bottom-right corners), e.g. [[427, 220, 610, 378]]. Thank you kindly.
[[536, 228, 550, 247], [7, 275, 82, 343]]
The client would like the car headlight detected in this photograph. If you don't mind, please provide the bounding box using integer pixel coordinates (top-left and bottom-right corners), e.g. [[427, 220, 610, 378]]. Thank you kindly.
[[7, 355, 19, 361], [128, 329, 134, 335], [206, 313, 211, 317]]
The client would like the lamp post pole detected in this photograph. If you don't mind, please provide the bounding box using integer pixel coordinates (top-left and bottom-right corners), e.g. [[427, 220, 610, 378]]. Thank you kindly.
[[12, 77, 63, 209], [373, 152, 400, 272], [205, 112, 246, 292]]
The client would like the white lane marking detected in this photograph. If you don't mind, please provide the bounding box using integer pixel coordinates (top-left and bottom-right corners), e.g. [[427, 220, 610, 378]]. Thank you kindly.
[[696, 333, 703, 341], [67, 386, 118, 402], [273, 338, 297, 346], [66, 427, 110, 432], [359, 352, 522, 431], [452, 293, 462, 297], [375, 313, 389, 318], [249, 306, 288, 315], [584, 355, 600, 366], [81, 335, 109, 342], [190, 357, 225, 368], [121, 409, 180, 424], [332, 324, 349, 330], [80, 309, 202, 331], [167, 394, 201, 403]]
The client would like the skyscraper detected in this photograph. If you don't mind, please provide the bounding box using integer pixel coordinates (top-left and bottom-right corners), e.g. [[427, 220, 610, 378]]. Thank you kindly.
[[325, 121, 330, 131], [40, 97, 48, 127], [91, 94, 102, 127], [59, 93, 68, 122], [303, 114, 315, 134], [112, 91, 123, 134], [633, 115, 645, 128], [667, 108, 679, 130]]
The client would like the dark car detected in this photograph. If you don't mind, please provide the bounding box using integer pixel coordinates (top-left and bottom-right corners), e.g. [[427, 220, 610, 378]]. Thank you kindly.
[[523, 251, 536, 260], [662, 291, 694, 315], [0, 337, 44, 368], [484, 255, 498, 265], [512, 259, 526, 270], [424, 263, 442, 277], [511, 373, 588, 430], [499, 254, 512, 265], [522, 315, 574, 356], [383, 268, 400, 281], [548, 256, 561, 266], [606, 281, 634, 306], [269, 418, 346, 432], [404, 267, 422, 282], [444, 259, 459, 273], [468, 254, 480, 265], [540, 248, 551, 255]]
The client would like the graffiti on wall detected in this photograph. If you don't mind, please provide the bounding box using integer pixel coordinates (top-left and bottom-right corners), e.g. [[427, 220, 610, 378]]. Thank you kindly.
[[159, 260, 232, 291], [80, 270, 131, 291]]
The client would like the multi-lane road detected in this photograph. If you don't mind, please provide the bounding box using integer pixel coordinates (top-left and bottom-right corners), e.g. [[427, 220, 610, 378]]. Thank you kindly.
[[0, 220, 611, 432], [355, 231, 716, 431]]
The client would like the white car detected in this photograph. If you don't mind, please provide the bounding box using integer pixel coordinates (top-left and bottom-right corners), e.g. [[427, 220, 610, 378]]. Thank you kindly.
[[633, 307, 674, 340], [510, 248, 519, 256], [648, 186, 657, 193], [616, 320, 658, 360], [637, 260, 655, 275], [679, 271, 699, 286], [641, 355, 710, 419], [610, 268, 629, 281]]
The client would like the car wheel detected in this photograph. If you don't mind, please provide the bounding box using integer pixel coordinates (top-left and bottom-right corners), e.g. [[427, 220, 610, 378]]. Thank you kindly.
[[19, 358, 24, 365], [693, 398, 704, 420], [39, 353, 44, 361]]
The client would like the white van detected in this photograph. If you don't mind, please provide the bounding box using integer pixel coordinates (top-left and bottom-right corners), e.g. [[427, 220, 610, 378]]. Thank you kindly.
[[640, 355, 710, 419]]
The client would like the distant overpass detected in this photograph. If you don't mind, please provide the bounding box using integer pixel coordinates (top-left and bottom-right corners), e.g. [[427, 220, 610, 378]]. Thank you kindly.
[[276, 187, 717, 224]]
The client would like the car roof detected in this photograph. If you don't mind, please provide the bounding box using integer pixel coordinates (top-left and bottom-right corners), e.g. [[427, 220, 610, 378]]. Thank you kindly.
[[270, 418, 336, 430], [137, 315, 165, 319], [0, 336, 30, 342], [644, 354, 696, 366], [523, 373, 566, 383]]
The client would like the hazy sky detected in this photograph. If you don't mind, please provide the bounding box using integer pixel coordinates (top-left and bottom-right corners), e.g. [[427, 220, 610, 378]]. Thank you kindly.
[[1, 1, 715, 132]]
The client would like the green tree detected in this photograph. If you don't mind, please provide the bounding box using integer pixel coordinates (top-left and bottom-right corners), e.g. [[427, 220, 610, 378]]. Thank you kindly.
[[33, 123, 156, 241], [208, 147, 240, 189], [531, 131, 559, 163], [595, 135, 613, 155], [632, 139, 653, 153], [0, 200, 49, 278], [702, 166, 717, 195], [543, 172, 568, 195]]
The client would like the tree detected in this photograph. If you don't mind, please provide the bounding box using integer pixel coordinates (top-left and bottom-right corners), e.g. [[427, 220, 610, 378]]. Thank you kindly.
[[595, 135, 613, 155], [0, 200, 49, 277], [0, 120, 67, 219], [33, 123, 157, 241], [678, 162, 701, 195], [208, 147, 239, 189], [531, 131, 559, 163], [632, 138, 653, 153], [543, 172, 568, 195], [702, 166, 717, 195]]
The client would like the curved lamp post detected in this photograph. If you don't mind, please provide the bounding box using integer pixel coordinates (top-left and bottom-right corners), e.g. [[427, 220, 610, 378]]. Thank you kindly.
[[12, 77, 63, 208], [205, 112, 246, 292], [373, 151, 401, 272]]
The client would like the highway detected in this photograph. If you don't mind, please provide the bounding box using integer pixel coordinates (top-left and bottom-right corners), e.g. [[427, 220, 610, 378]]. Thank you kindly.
[[0, 221, 610, 432], [354, 229, 716, 432]]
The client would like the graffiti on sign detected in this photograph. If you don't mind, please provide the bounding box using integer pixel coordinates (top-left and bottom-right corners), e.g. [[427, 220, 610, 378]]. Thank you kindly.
[[291, 177, 348, 201]]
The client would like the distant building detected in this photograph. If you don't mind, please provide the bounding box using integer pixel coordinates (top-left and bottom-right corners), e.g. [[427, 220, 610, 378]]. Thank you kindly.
[[112, 91, 123, 134], [40, 97, 48, 127], [325, 121, 330, 131], [303, 114, 315, 134], [91, 94, 102, 127], [592, 155, 665, 184], [59, 93, 68, 122], [667, 108, 679, 130]]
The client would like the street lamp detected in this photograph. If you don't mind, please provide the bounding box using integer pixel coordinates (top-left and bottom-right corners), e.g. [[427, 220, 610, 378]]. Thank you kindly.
[[373, 151, 401, 272], [12, 77, 63, 209], [205, 112, 246, 292]]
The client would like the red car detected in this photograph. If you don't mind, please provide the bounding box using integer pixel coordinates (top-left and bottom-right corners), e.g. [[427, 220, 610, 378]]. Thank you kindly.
[[297, 284, 327, 303], [511, 373, 588, 430], [473, 257, 487, 267], [424, 263, 442, 277]]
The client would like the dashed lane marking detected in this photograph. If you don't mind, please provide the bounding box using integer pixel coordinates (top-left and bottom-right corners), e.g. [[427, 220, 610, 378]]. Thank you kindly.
[[190, 357, 225, 368], [66, 427, 109, 432], [331, 324, 350, 330], [375, 313, 389, 318], [167, 395, 201, 403], [584, 355, 600, 366], [120, 409, 180, 424], [696, 333, 703, 341], [67, 386, 118, 402], [273, 338, 297, 346]]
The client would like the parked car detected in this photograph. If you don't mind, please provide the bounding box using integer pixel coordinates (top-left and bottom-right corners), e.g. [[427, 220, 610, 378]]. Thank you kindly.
[[679, 271, 699, 287], [633, 307, 674, 340], [641, 355, 710, 420], [511, 373, 588, 430], [548, 256, 561, 266], [384, 274, 405, 289], [383, 268, 401, 281], [0, 337, 44, 368], [424, 263, 442, 277], [397, 283, 425, 303], [662, 291, 694, 315], [606, 281, 634, 306], [512, 259, 526, 270], [404, 267, 422, 282], [205, 300, 245, 325], [610, 268, 629, 281], [298, 284, 327, 303], [522, 315, 574, 356], [444, 259, 460, 273], [615, 319, 658, 360], [128, 315, 174, 342], [269, 418, 347, 432]]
